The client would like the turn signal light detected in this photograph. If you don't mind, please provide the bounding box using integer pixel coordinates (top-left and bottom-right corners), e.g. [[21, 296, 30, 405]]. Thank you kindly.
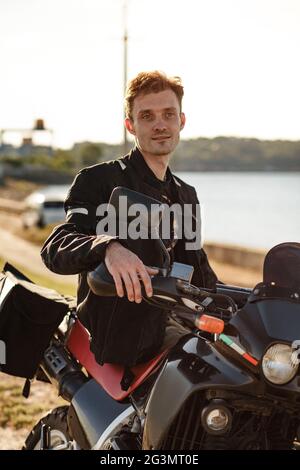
[[195, 314, 224, 334]]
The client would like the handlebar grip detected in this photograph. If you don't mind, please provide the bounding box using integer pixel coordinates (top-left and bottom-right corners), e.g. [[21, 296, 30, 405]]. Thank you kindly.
[[87, 263, 116, 296]]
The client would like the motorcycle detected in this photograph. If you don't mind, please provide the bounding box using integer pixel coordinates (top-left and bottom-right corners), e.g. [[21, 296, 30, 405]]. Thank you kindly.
[[2, 189, 300, 450]]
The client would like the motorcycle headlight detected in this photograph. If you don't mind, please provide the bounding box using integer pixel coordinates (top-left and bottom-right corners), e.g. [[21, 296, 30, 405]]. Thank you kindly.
[[262, 343, 299, 385]]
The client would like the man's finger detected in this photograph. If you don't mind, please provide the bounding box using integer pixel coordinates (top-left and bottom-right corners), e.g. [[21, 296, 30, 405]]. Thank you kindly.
[[129, 270, 142, 303], [146, 266, 159, 275], [112, 272, 124, 298], [121, 272, 134, 302], [138, 268, 153, 297]]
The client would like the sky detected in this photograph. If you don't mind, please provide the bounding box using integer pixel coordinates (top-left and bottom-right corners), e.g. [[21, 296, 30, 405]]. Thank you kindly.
[[1, 0, 300, 149]]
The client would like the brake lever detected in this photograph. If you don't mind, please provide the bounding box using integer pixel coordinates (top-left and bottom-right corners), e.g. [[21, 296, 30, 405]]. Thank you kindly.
[[176, 279, 237, 314], [176, 279, 210, 297]]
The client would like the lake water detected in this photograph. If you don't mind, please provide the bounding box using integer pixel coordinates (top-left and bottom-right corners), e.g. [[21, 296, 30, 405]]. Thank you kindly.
[[175, 172, 300, 251]]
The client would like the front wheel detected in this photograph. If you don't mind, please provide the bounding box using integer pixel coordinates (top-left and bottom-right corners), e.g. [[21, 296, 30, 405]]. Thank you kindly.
[[23, 406, 75, 450]]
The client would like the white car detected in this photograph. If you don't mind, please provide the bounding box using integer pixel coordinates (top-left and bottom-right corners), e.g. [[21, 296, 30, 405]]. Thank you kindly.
[[22, 185, 69, 229]]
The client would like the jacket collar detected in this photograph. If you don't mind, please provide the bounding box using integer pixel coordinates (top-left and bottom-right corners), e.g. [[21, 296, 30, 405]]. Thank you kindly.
[[128, 147, 174, 190]]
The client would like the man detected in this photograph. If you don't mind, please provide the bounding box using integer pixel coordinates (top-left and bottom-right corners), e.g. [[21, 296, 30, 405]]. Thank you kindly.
[[41, 71, 218, 367]]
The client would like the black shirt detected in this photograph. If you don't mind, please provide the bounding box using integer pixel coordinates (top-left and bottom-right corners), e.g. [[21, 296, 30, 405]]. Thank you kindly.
[[129, 149, 179, 262]]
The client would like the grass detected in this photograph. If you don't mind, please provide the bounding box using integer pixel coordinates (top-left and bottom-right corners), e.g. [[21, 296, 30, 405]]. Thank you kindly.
[[0, 376, 66, 430], [0, 256, 76, 297]]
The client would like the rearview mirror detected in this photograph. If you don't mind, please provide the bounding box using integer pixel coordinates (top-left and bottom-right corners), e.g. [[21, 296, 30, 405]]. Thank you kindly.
[[108, 186, 165, 235], [106, 186, 171, 274]]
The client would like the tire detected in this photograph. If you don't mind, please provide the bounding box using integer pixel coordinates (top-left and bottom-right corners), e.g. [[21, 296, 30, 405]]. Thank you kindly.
[[23, 406, 73, 450]]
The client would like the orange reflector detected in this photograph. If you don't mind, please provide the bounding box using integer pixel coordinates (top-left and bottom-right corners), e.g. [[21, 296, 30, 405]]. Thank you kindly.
[[196, 314, 224, 334]]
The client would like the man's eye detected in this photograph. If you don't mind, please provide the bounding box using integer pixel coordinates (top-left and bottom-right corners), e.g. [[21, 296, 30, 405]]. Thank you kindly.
[[166, 112, 175, 118], [142, 114, 152, 120]]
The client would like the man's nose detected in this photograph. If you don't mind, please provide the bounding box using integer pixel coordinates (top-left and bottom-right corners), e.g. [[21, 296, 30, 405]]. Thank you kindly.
[[153, 117, 167, 132]]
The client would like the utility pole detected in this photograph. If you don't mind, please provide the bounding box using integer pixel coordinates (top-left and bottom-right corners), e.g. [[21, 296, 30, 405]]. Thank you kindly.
[[123, 0, 129, 155]]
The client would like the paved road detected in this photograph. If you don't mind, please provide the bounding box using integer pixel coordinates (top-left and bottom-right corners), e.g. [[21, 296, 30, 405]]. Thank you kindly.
[[0, 211, 76, 286]]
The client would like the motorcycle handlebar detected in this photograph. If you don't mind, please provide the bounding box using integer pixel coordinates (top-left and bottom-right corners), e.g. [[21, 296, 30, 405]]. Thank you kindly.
[[87, 263, 230, 334], [87, 263, 177, 298], [87, 262, 200, 299], [87, 263, 236, 315]]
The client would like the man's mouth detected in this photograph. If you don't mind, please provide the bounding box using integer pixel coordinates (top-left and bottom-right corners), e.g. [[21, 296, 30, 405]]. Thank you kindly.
[[152, 136, 171, 141]]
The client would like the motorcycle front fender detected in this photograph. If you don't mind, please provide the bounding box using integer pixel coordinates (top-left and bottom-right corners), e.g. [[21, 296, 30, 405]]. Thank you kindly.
[[143, 335, 260, 450]]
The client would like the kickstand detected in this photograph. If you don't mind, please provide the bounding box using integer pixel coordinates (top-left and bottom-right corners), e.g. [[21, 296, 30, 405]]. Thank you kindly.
[[40, 423, 51, 450]]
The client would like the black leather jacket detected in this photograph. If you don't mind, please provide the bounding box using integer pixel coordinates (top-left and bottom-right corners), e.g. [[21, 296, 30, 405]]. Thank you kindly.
[[41, 148, 218, 366]]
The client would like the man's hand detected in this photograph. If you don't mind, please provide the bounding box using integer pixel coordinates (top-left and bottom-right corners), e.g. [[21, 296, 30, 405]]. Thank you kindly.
[[105, 241, 158, 303]]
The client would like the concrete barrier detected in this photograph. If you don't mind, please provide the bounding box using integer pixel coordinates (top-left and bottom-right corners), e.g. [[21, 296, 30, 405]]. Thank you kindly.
[[2, 163, 74, 184], [204, 242, 266, 271]]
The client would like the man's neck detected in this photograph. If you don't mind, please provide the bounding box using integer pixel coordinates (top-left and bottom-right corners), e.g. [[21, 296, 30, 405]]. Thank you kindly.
[[139, 151, 170, 181]]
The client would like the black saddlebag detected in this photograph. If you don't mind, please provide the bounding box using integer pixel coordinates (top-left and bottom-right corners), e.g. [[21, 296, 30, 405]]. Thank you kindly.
[[0, 263, 70, 379]]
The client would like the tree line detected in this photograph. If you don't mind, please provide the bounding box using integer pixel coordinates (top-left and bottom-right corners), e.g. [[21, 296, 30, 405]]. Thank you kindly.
[[1, 137, 299, 173]]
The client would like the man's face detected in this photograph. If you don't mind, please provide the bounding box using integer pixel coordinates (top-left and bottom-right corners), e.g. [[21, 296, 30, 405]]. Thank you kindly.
[[125, 89, 185, 158]]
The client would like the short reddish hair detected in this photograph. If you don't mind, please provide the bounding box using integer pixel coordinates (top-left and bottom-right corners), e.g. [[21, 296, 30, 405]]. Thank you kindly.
[[125, 70, 184, 120]]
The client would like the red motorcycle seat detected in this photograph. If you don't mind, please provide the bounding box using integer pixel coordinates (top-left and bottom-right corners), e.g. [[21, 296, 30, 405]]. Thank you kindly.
[[67, 320, 167, 401]]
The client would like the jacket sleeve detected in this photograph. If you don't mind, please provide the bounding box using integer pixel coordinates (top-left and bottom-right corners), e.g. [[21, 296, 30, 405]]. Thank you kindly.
[[40, 168, 118, 275]]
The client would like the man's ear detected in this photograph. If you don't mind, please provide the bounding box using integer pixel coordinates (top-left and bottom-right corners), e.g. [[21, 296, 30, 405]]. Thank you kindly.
[[180, 112, 186, 130], [125, 118, 136, 136]]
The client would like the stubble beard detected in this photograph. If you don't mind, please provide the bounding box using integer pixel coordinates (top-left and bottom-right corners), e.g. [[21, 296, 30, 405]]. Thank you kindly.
[[150, 136, 179, 157]]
